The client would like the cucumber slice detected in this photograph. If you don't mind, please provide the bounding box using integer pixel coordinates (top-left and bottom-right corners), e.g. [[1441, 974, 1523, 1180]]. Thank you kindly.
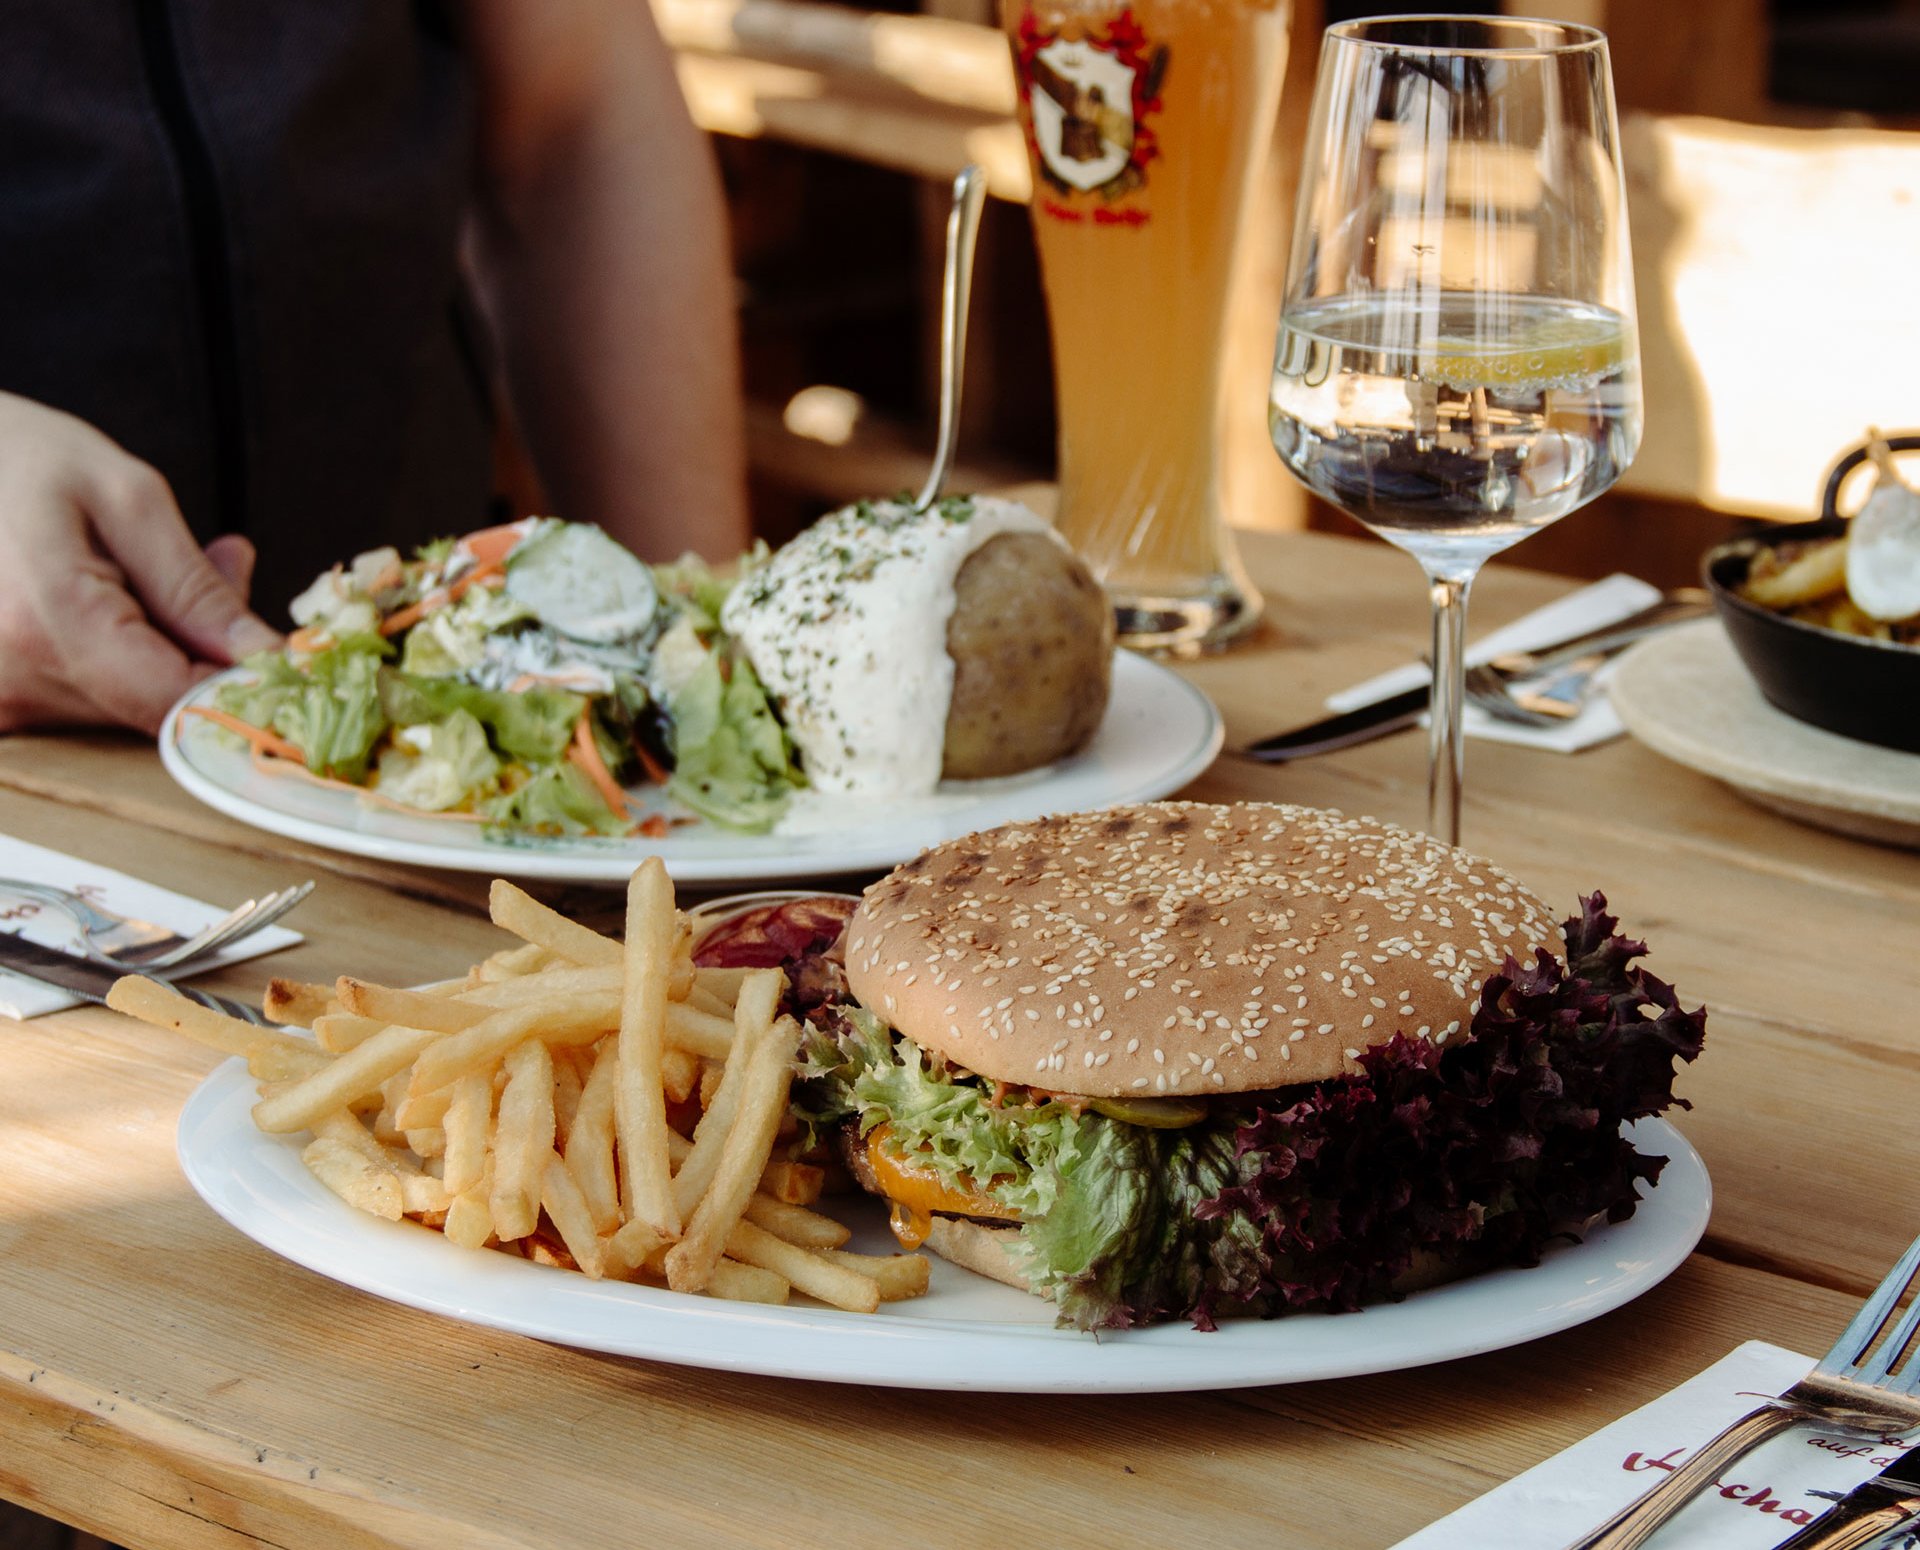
[[505, 522, 658, 642], [1087, 1094, 1208, 1129]]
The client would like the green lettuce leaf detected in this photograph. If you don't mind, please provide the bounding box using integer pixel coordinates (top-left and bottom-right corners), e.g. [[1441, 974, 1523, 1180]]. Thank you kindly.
[[664, 651, 800, 832], [216, 636, 392, 782], [478, 763, 628, 837], [371, 710, 501, 812], [378, 673, 583, 766]]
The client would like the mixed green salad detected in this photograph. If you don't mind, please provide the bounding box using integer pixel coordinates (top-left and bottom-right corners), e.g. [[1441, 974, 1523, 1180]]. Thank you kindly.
[[196, 520, 805, 836]]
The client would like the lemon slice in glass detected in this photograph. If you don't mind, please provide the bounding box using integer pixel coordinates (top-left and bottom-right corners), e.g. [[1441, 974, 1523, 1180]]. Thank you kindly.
[[1424, 312, 1630, 392]]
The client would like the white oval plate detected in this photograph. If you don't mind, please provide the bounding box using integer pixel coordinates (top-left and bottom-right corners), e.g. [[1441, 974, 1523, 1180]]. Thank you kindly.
[[1611, 622, 1920, 849], [177, 1063, 1708, 1394], [158, 652, 1223, 884]]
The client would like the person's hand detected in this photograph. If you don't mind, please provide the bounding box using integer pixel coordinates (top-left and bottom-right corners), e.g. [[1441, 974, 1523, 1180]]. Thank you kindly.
[[0, 393, 281, 735]]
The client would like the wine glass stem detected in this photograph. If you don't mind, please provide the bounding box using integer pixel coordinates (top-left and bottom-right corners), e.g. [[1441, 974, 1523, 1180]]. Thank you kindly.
[[1425, 569, 1477, 846]]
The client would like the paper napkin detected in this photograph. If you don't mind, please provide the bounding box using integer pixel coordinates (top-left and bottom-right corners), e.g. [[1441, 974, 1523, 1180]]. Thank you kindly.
[[1394, 1341, 1913, 1547], [1326, 573, 1664, 754], [0, 833, 303, 1019]]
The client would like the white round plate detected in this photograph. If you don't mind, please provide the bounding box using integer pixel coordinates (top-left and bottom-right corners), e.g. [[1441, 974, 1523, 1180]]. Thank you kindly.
[[177, 1064, 1709, 1394], [1611, 622, 1920, 850], [158, 653, 1224, 883]]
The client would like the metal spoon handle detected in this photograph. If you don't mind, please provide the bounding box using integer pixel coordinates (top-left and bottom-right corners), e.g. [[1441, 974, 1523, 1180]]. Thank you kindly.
[[913, 164, 988, 514]]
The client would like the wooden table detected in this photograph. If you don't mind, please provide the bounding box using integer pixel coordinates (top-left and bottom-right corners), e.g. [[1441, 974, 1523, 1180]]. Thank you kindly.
[[2, 528, 1915, 1549]]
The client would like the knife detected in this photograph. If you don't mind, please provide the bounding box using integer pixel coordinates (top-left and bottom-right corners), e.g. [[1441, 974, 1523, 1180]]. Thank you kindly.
[[0, 931, 276, 1026], [1236, 592, 1713, 764], [1772, 1445, 1920, 1550]]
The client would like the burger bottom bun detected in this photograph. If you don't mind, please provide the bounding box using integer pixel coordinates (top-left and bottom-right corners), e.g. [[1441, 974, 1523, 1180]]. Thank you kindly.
[[915, 1219, 1495, 1309], [922, 1217, 1030, 1292]]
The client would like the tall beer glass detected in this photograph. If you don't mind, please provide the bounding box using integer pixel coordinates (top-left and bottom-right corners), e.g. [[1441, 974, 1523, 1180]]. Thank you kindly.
[[1003, 0, 1290, 652]]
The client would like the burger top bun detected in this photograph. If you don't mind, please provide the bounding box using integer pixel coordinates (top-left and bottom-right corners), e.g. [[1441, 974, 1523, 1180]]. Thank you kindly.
[[844, 801, 1563, 1094]]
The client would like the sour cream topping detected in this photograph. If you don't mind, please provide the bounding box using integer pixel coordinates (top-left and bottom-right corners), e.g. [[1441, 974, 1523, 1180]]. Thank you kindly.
[[721, 495, 1061, 794]]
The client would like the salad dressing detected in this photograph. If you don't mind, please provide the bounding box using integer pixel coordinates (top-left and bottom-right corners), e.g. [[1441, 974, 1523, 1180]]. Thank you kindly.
[[721, 496, 1059, 795]]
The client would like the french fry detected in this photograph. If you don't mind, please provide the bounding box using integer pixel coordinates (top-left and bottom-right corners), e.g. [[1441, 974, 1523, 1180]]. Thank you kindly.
[[444, 1183, 494, 1249], [552, 1045, 586, 1151], [458, 964, 621, 1007], [312, 1012, 385, 1053], [661, 1047, 700, 1104], [705, 1259, 790, 1305], [540, 1152, 607, 1279], [473, 941, 556, 983], [724, 1220, 880, 1314], [665, 1014, 794, 1293], [263, 978, 336, 1027], [441, 1069, 494, 1196], [393, 1085, 453, 1131], [252, 1024, 443, 1134], [404, 1125, 446, 1159], [488, 1039, 555, 1241], [664, 1001, 734, 1060], [338, 978, 486, 1033], [566, 1038, 621, 1233], [406, 994, 618, 1098], [245, 1038, 331, 1084], [682, 983, 733, 1020], [607, 1217, 667, 1272], [1744, 535, 1849, 607], [401, 1172, 453, 1215], [743, 1194, 852, 1249], [698, 1060, 725, 1113], [489, 880, 621, 967], [106, 975, 313, 1059], [817, 1248, 931, 1302], [615, 858, 679, 1236], [668, 971, 782, 1219], [758, 1160, 824, 1206], [693, 965, 749, 1003], [302, 1136, 403, 1220]]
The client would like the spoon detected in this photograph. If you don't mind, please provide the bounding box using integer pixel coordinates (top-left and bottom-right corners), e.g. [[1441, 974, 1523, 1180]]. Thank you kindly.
[[912, 165, 989, 514]]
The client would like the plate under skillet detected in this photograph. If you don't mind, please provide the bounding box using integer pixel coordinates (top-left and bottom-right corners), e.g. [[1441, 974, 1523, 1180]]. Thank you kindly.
[[157, 651, 1224, 885], [176, 1054, 1709, 1394], [1610, 621, 1920, 850]]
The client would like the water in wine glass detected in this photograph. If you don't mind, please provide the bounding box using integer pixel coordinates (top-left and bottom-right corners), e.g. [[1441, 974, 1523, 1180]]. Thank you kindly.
[[1270, 291, 1642, 575]]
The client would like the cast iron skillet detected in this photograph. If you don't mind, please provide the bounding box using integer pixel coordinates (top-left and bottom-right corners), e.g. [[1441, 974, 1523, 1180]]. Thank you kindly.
[[1702, 433, 1920, 754]]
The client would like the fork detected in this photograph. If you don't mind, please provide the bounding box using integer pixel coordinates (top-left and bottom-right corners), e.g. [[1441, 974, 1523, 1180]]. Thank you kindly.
[[1565, 1231, 1920, 1550], [1465, 653, 1611, 727], [0, 878, 314, 972]]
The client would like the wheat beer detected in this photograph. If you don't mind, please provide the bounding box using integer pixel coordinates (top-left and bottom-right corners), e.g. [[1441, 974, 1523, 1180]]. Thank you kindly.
[[1005, 0, 1288, 649]]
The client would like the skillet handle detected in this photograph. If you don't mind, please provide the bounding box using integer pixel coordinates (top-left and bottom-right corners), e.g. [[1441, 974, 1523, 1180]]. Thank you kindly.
[[1820, 433, 1920, 521]]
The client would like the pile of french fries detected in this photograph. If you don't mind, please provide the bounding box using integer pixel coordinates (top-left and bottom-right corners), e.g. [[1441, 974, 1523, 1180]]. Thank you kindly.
[[107, 859, 927, 1314]]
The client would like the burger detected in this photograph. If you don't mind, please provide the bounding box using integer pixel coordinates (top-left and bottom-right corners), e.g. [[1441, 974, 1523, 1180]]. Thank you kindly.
[[785, 801, 1705, 1330]]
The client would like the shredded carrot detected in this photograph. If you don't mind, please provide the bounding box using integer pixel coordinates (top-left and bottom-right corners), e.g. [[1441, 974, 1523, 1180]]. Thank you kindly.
[[286, 626, 327, 655], [569, 712, 633, 820], [459, 521, 531, 570], [243, 749, 490, 823], [379, 560, 505, 637], [183, 704, 308, 764], [633, 739, 671, 787], [638, 814, 670, 839]]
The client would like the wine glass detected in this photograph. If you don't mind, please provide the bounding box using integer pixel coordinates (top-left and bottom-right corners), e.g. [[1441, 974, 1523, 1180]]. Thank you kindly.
[[1269, 16, 1642, 844]]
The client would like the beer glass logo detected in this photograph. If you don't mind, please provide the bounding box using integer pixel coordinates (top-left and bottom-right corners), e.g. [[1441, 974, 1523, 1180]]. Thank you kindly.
[[1014, 8, 1167, 204]]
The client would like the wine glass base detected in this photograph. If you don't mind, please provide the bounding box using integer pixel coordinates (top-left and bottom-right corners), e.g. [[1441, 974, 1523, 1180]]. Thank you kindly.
[[1109, 581, 1262, 656]]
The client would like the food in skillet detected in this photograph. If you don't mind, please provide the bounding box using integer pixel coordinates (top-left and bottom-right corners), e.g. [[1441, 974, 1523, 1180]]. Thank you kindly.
[[1740, 438, 1920, 644], [771, 802, 1706, 1330], [196, 498, 1114, 837]]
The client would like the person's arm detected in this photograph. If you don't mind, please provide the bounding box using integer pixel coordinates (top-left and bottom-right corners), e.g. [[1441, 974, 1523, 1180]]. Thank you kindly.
[[459, 0, 750, 563], [0, 393, 279, 734]]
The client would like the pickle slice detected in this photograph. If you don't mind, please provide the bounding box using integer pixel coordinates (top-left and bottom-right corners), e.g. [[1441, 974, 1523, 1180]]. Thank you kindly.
[[1087, 1094, 1208, 1128]]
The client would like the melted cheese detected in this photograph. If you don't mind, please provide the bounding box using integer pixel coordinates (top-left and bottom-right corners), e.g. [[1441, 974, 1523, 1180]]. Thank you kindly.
[[864, 1125, 1018, 1251]]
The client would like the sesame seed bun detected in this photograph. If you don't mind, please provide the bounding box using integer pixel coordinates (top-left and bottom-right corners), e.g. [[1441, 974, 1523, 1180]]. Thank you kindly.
[[844, 802, 1564, 1094]]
